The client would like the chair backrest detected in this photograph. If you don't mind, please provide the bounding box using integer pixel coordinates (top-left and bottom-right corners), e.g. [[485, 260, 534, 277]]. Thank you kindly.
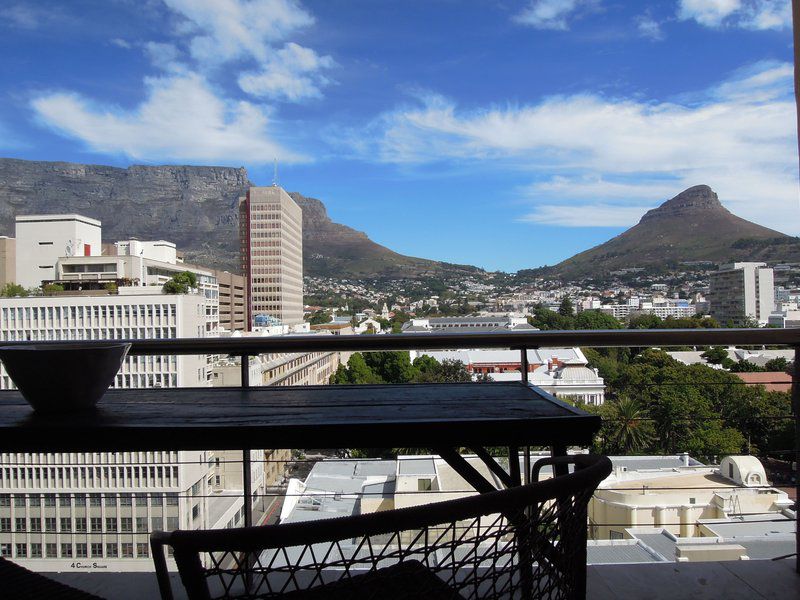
[[151, 454, 611, 600]]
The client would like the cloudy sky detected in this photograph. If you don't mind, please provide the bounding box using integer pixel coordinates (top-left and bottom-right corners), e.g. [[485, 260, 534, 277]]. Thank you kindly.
[[0, 0, 796, 271]]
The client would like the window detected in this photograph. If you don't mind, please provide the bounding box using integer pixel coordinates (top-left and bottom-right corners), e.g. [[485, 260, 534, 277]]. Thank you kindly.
[[609, 530, 624, 540], [46, 543, 57, 558], [59, 495, 71, 507], [44, 494, 56, 507], [121, 543, 133, 558], [45, 517, 56, 532], [136, 543, 149, 558], [16, 543, 27, 558], [120, 495, 132, 506], [151, 517, 163, 531], [91, 543, 103, 558], [60, 517, 71, 531], [417, 478, 432, 492], [15, 518, 25, 532], [30, 543, 42, 558], [90, 517, 103, 532], [76, 543, 87, 558], [0, 494, 9, 507], [105, 517, 118, 532], [61, 544, 73, 558], [30, 519, 41, 532], [689, 497, 696, 505], [75, 518, 87, 532], [136, 517, 148, 533], [729, 463, 734, 478], [166, 492, 179, 506], [121, 517, 132, 532], [74, 495, 86, 507], [104, 494, 117, 507], [166, 517, 179, 530], [89, 493, 102, 506], [29, 496, 40, 507], [106, 543, 118, 558], [192, 504, 200, 520], [0, 518, 10, 532], [1, 543, 11, 557]]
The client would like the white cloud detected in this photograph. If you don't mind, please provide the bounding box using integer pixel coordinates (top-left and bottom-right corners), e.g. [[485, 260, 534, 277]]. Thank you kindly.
[[238, 42, 334, 101], [519, 203, 657, 227], [31, 72, 307, 164], [677, 0, 790, 30], [514, 0, 596, 30], [144, 41, 184, 72], [342, 61, 798, 232], [0, 4, 50, 29], [635, 14, 665, 40], [162, 0, 314, 64], [110, 38, 133, 49]]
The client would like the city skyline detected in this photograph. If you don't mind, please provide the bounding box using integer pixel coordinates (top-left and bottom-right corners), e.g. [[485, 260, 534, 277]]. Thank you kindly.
[[0, 0, 795, 272]]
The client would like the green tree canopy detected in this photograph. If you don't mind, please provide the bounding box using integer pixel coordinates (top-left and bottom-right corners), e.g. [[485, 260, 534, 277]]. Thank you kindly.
[[162, 271, 198, 294], [1, 283, 28, 298]]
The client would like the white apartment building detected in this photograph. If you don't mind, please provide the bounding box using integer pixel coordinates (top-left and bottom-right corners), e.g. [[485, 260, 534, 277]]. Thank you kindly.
[[15, 214, 102, 289], [709, 262, 775, 325], [0, 448, 263, 571], [0, 292, 209, 389], [239, 186, 303, 327]]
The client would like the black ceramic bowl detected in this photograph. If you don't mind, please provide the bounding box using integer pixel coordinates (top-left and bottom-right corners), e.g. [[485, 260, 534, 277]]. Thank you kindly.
[[0, 343, 131, 413]]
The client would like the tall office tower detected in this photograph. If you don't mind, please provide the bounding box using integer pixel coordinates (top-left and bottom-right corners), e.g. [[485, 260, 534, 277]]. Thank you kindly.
[[709, 262, 775, 326], [239, 186, 303, 328]]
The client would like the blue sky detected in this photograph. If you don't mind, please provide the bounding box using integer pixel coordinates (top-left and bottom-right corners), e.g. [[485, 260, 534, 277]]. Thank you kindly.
[[0, 0, 796, 272]]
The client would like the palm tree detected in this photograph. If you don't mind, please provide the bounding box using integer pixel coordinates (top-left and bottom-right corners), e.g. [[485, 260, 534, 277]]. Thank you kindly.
[[602, 397, 655, 454]]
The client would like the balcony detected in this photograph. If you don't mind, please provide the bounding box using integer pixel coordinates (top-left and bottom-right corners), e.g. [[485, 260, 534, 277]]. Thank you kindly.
[[0, 328, 797, 599]]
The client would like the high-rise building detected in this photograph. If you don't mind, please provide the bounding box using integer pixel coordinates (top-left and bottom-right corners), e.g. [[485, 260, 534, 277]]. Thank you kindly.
[[709, 262, 775, 326], [239, 186, 303, 328], [211, 269, 247, 332]]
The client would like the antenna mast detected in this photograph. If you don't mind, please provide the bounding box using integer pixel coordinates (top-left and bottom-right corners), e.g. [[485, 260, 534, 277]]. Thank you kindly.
[[272, 158, 278, 187]]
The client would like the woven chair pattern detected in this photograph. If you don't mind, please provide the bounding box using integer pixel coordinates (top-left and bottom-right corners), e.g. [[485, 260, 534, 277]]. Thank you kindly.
[[152, 455, 611, 600]]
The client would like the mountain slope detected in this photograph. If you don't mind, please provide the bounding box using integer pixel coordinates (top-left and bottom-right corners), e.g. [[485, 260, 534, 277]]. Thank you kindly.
[[540, 185, 800, 279], [0, 157, 479, 278]]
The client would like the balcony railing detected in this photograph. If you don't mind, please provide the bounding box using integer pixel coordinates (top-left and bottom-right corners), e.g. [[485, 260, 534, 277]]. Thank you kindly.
[[0, 327, 797, 599]]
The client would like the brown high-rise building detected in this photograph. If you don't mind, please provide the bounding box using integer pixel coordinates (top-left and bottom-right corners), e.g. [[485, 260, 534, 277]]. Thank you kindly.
[[239, 186, 303, 328]]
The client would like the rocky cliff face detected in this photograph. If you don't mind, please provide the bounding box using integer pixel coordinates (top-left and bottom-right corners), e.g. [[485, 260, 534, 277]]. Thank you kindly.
[[0, 158, 250, 271], [0, 158, 480, 279]]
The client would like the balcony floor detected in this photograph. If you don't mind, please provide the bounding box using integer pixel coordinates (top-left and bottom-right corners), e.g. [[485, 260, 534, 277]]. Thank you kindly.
[[588, 558, 799, 599]]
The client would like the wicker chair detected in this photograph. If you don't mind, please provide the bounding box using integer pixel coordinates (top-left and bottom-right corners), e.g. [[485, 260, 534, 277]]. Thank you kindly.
[[151, 454, 611, 600]]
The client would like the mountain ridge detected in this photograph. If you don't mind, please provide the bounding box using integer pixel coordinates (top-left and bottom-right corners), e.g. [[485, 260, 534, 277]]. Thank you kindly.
[[0, 157, 479, 279], [534, 185, 799, 279]]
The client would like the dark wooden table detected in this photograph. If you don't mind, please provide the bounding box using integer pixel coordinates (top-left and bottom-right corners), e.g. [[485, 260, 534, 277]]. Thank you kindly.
[[0, 381, 600, 492]]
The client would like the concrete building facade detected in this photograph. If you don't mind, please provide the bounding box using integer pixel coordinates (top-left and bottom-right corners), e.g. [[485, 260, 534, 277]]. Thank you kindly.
[[15, 215, 102, 289], [239, 186, 303, 328], [0, 237, 15, 288], [212, 270, 247, 332], [709, 262, 775, 325]]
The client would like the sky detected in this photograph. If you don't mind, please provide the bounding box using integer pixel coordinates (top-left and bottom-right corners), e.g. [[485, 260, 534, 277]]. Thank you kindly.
[[0, 0, 797, 272]]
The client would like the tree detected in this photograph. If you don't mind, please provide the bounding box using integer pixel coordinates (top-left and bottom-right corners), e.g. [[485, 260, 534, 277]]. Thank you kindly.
[[701, 346, 729, 365], [575, 310, 622, 330], [365, 351, 417, 383], [162, 271, 197, 294], [437, 359, 472, 383], [558, 296, 574, 317], [763, 357, 788, 372], [1, 283, 27, 298], [729, 360, 765, 373], [308, 310, 330, 325], [42, 283, 64, 294], [628, 314, 662, 329], [330, 353, 383, 384], [599, 397, 655, 454]]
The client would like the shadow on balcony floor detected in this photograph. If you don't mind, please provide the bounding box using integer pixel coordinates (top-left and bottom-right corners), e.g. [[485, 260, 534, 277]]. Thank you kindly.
[[588, 558, 799, 599]]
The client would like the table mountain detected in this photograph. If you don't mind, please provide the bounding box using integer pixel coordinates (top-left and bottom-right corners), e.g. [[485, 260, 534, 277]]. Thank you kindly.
[[535, 185, 800, 279], [0, 157, 479, 278]]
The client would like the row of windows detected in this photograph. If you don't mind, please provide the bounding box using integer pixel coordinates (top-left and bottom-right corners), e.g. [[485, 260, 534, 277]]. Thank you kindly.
[[0, 515, 178, 533], [0, 304, 178, 324], [1, 327, 178, 342], [0, 492, 179, 507], [0, 451, 181, 467], [1, 541, 152, 559], [0, 464, 182, 488]]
